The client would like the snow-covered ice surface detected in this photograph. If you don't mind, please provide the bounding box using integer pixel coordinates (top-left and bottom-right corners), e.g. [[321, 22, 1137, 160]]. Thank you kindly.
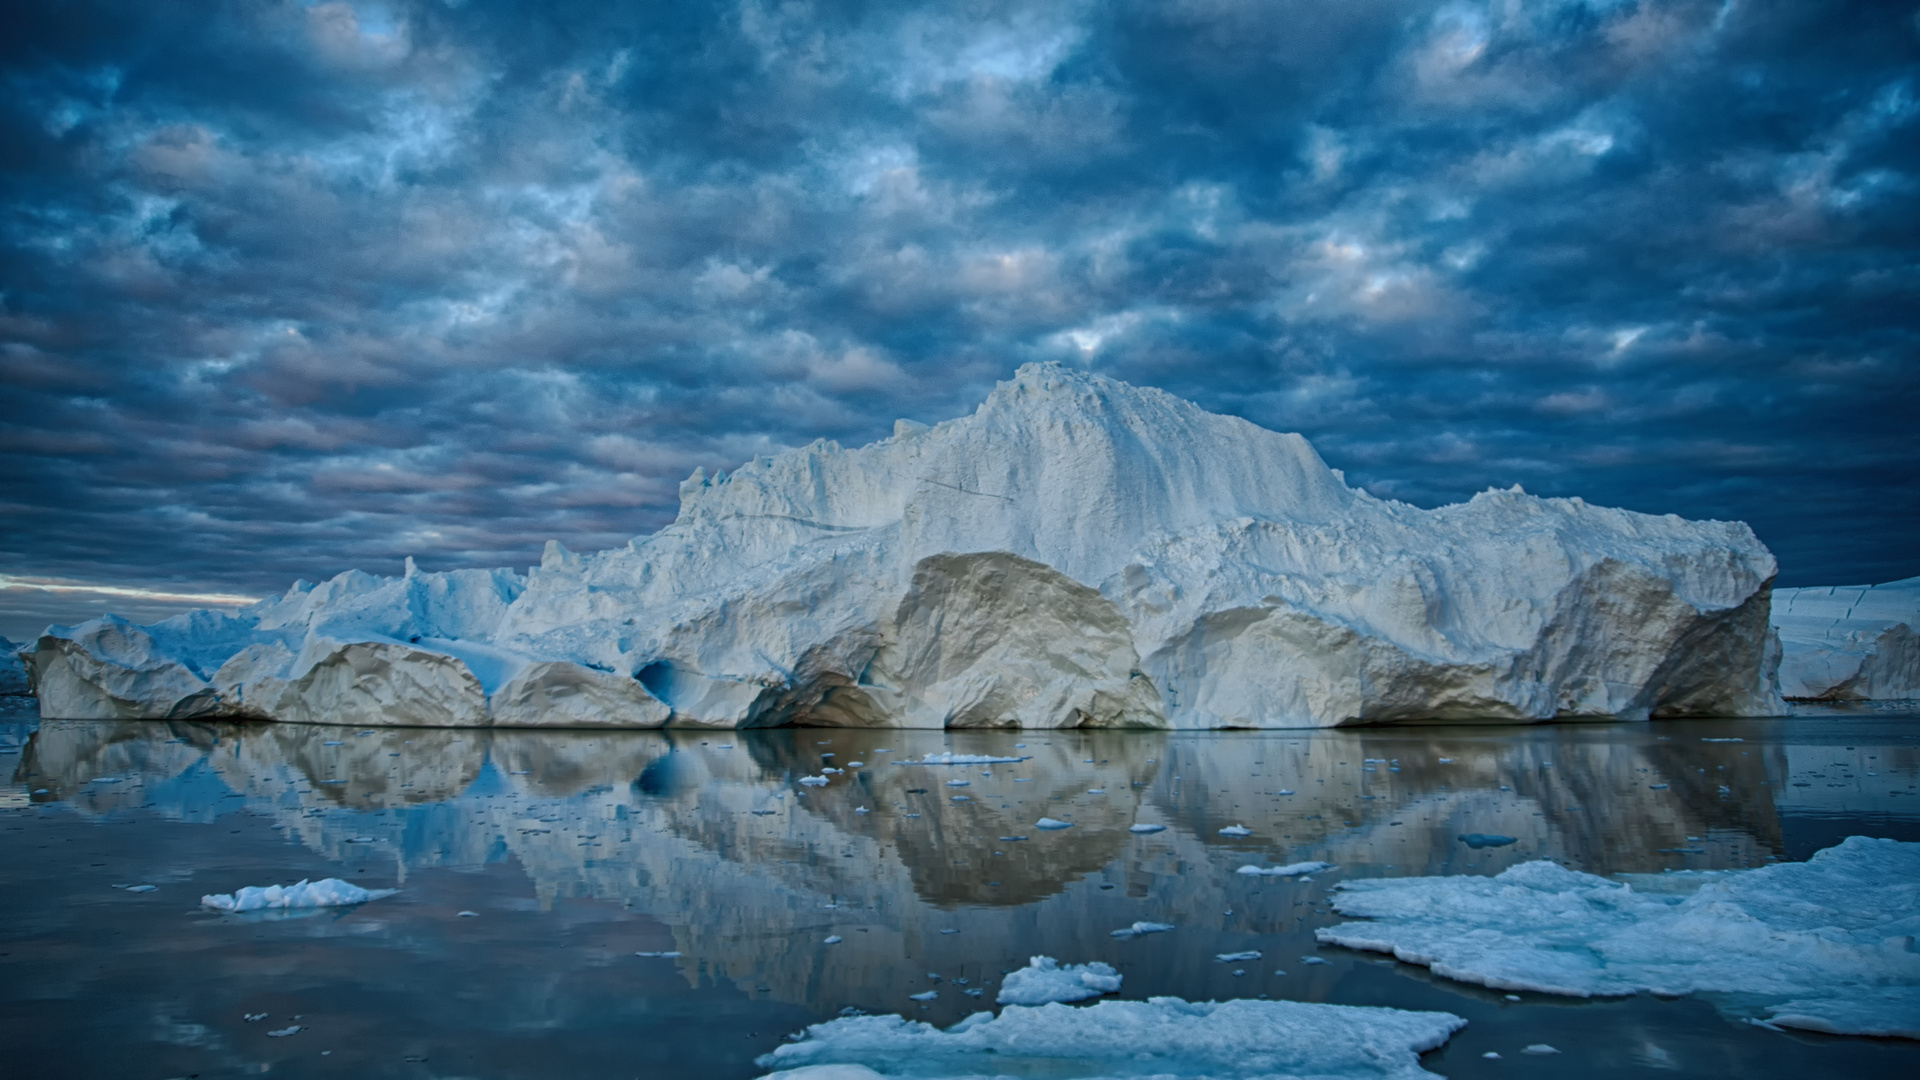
[[1772, 576, 1920, 702], [1317, 837, 1920, 1038], [25, 363, 1782, 729], [201, 877, 397, 913], [995, 956, 1122, 1005], [756, 998, 1466, 1080]]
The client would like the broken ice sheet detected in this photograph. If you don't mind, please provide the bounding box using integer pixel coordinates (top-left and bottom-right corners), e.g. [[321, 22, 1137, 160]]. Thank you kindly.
[[996, 956, 1122, 1006], [201, 879, 396, 913], [1316, 837, 1920, 1039], [755, 997, 1466, 1080]]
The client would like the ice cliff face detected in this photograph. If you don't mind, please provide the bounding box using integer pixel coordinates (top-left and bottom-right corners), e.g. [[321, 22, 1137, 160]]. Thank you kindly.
[[1771, 577, 1920, 701], [26, 363, 1783, 728]]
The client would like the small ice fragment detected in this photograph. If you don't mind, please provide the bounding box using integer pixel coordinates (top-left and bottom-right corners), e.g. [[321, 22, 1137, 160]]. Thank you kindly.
[[244, 1013, 268, 1022], [1521, 1044, 1560, 1054], [1035, 818, 1073, 830], [91, 777, 120, 784], [1274, 970, 1287, 976], [946, 779, 970, 787], [266, 1026, 303, 1037], [964, 988, 983, 997], [1087, 788, 1106, 794], [1303, 957, 1329, 965], [201, 879, 395, 913], [1504, 994, 1521, 1001], [1129, 823, 1166, 834], [124, 884, 156, 893], [909, 991, 937, 1002], [951, 795, 971, 802], [1014, 743, 1026, 748], [1013, 777, 1033, 782], [854, 806, 870, 814], [1238, 861, 1334, 877], [457, 911, 479, 918], [1702, 737, 1744, 742], [323, 740, 343, 746], [1458, 833, 1517, 848], [846, 762, 864, 768], [873, 749, 890, 753], [1276, 789, 1295, 795], [939, 929, 959, 935], [998, 956, 1123, 1005], [824, 936, 843, 945], [1216, 951, 1262, 962], [1438, 758, 1455, 764], [799, 775, 829, 786], [1110, 921, 1175, 938], [509, 770, 530, 775], [346, 836, 377, 843], [635, 951, 682, 958], [1483, 1051, 1502, 1059], [1649, 783, 1669, 790], [1219, 824, 1252, 837], [999, 835, 1028, 842]]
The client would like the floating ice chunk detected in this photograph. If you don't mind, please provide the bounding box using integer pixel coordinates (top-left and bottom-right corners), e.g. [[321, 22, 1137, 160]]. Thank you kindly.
[[1035, 817, 1073, 830], [1129, 823, 1167, 834], [846, 762, 864, 768], [854, 806, 869, 814], [1702, 738, 1744, 743], [1458, 833, 1517, 848], [945, 779, 969, 787], [902, 753, 1031, 765], [1216, 951, 1262, 962], [1438, 758, 1454, 764], [1482, 1051, 1501, 1059], [1303, 957, 1329, 965], [996, 956, 1122, 1005], [1238, 861, 1335, 877], [1219, 824, 1252, 837], [1316, 836, 1920, 1039], [755, 997, 1466, 1080], [201, 878, 396, 913], [798, 775, 830, 786], [825, 936, 843, 945], [635, 950, 682, 958], [1276, 789, 1295, 795], [908, 991, 937, 1002], [1521, 1044, 1560, 1054], [456, 910, 479, 918], [265, 1025, 302, 1037], [1111, 921, 1175, 939]]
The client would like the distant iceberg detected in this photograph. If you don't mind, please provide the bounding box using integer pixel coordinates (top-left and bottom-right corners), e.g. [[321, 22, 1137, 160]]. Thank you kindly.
[[1316, 836, 1920, 1039], [755, 997, 1466, 1080], [25, 364, 1782, 729], [995, 955, 1122, 1005], [202, 877, 397, 913], [1771, 576, 1920, 701], [0, 636, 28, 696]]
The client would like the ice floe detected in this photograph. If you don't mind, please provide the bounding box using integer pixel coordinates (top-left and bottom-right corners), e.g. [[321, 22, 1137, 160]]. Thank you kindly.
[[1317, 836, 1920, 1038], [1129, 823, 1167, 834], [1238, 861, 1335, 877], [1219, 824, 1252, 837], [755, 997, 1467, 1080], [902, 753, 1031, 765], [1035, 817, 1073, 830], [201, 878, 397, 913], [995, 956, 1122, 1005], [1111, 921, 1175, 939], [27, 364, 1783, 729]]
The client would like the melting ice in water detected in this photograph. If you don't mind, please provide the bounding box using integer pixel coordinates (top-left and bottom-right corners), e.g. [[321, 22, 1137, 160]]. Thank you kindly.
[[995, 956, 1122, 1006], [1317, 836, 1920, 1039], [201, 878, 396, 913]]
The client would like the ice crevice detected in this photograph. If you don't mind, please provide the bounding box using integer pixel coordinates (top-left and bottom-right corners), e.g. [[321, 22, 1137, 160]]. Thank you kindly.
[[1314, 836, 1920, 1039], [26, 363, 1786, 728]]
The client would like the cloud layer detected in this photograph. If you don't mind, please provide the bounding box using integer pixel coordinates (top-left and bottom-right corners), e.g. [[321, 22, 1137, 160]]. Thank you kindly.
[[3, 0, 1916, 637]]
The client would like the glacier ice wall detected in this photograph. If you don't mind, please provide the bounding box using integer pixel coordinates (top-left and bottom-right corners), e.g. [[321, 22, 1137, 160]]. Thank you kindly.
[[1770, 576, 1920, 701], [26, 363, 1783, 728]]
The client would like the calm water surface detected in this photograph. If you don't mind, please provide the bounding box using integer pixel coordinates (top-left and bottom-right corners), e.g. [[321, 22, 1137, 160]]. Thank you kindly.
[[2, 696, 1917, 1079]]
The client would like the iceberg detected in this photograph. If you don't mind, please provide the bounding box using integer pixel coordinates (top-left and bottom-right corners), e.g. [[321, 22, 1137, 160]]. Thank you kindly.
[[1771, 576, 1920, 701], [755, 997, 1466, 1080], [1237, 861, 1335, 877], [26, 364, 1782, 728], [1315, 836, 1920, 1039], [201, 877, 398, 912], [995, 955, 1122, 1005], [0, 636, 28, 696]]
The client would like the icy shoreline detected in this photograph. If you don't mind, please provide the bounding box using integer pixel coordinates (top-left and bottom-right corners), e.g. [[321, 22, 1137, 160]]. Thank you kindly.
[[23, 363, 1784, 729]]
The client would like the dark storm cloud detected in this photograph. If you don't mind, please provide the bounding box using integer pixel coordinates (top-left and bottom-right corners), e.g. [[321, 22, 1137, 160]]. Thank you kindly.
[[2, 0, 1916, 637]]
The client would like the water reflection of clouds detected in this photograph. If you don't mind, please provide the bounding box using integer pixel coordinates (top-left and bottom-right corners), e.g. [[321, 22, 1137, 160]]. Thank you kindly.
[[10, 717, 1915, 1015]]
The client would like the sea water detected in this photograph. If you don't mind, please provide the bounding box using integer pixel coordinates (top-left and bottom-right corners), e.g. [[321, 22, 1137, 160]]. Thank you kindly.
[[1, 695, 1915, 1078]]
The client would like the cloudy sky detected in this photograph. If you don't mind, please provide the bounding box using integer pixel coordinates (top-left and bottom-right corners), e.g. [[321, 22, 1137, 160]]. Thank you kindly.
[[2, 0, 1916, 639]]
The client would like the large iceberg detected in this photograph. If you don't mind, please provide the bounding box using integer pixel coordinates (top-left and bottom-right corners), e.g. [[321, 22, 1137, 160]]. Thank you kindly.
[[26, 364, 1783, 728], [755, 998, 1466, 1080], [1771, 576, 1920, 701], [1315, 836, 1920, 1039]]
